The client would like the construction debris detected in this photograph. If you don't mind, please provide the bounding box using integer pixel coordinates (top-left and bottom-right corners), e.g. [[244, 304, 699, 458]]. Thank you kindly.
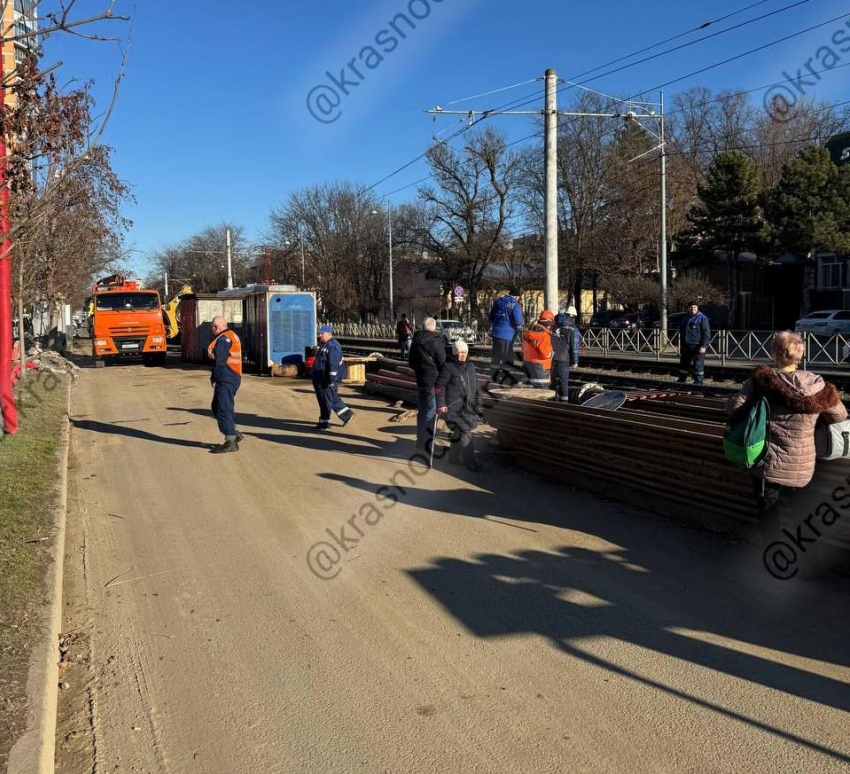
[[25, 345, 81, 378]]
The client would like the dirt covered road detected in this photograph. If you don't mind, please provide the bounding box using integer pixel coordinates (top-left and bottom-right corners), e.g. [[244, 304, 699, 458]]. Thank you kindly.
[[55, 360, 850, 773]]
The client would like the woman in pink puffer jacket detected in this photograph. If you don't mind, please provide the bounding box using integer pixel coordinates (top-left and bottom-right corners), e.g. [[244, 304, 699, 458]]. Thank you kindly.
[[727, 331, 846, 534]]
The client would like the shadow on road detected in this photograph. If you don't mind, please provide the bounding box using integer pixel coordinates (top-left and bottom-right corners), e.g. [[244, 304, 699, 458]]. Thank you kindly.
[[167, 407, 418, 460], [71, 418, 212, 449], [320, 469, 850, 765]]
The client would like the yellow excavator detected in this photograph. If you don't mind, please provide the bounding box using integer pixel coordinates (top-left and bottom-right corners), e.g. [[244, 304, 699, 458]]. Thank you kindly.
[[162, 285, 193, 341]]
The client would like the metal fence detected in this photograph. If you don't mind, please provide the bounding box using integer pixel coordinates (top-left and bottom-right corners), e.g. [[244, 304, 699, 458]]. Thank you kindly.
[[577, 328, 850, 368], [332, 323, 850, 369], [331, 322, 397, 339], [330, 321, 483, 343]]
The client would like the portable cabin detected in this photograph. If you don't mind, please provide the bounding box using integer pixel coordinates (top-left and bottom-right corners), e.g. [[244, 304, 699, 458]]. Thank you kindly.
[[180, 292, 247, 363], [218, 285, 317, 373]]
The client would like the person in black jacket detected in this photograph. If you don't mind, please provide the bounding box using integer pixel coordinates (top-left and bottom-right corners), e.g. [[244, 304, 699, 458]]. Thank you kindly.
[[436, 339, 483, 472], [550, 305, 580, 402], [408, 317, 447, 451], [679, 303, 711, 385]]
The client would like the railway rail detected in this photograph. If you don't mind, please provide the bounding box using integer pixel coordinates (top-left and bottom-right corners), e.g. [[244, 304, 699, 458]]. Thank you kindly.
[[337, 336, 850, 396]]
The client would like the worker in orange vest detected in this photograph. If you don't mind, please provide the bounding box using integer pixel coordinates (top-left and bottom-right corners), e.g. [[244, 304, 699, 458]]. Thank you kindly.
[[522, 310, 555, 388], [207, 315, 244, 454]]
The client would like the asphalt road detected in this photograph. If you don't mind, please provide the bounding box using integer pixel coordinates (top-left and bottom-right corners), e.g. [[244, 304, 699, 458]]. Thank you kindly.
[[55, 359, 850, 773]]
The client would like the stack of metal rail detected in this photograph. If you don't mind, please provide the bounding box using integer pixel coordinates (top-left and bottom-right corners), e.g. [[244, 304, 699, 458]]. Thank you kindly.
[[365, 364, 491, 404], [486, 390, 850, 558]]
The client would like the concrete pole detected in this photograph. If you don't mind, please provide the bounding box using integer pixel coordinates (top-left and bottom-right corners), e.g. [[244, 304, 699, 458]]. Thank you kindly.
[[0, 38, 16, 434], [388, 202, 394, 320], [225, 227, 234, 290], [164, 272, 169, 298], [659, 90, 668, 337], [300, 239, 305, 289], [544, 68, 559, 312]]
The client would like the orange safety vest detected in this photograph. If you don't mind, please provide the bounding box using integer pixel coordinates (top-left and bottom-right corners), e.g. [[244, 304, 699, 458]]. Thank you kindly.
[[521, 326, 553, 368], [207, 329, 243, 375]]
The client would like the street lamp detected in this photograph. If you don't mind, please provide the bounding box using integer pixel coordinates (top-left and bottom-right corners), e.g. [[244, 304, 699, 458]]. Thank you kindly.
[[371, 201, 393, 321], [625, 91, 668, 337]]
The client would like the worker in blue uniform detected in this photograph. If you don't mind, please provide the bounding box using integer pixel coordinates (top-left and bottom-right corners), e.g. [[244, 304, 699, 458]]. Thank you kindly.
[[679, 303, 711, 386], [311, 325, 354, 431], [207, 315, 244, 454], [488, 288, 524, 384]]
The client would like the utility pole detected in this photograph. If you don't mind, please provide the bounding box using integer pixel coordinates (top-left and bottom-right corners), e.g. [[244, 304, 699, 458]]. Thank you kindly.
[[225, 227, 234, 290], [429, 77, 670, 328], [299, 230, 305, 288], [387, 201, 394, 319], [659, 89, 668, 336], [0, 36, 16, 435], [164, 272, 169, 298], [544, 68, 559, 312], [429, 69, 560, 314]]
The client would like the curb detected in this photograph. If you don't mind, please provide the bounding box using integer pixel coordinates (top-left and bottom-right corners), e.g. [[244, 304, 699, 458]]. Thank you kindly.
[[8, 378, 73, 774]]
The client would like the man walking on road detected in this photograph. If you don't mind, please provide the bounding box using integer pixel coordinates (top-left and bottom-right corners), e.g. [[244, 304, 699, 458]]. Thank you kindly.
[[488, 287, 524, 385], [207, 315, 243, 454], [311, 325, 354, 431], [409, 317, 446, 452], [679, 303, 711, 386]]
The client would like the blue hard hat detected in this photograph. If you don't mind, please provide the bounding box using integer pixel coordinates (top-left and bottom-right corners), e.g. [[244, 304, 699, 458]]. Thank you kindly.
[[318, 324, 334, 334]]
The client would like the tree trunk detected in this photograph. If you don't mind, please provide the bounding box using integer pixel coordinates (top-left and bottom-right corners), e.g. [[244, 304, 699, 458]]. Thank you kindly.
[[727, 251, 739, 328], [17, 266, 25, 381]]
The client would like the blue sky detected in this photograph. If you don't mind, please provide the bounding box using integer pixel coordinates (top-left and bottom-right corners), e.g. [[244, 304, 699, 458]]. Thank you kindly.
[[45, 0, 850, 277]]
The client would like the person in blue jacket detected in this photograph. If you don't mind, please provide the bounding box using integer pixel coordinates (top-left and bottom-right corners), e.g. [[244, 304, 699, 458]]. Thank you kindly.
[[488, 287, 524, 384], [207, 315, 244, 454], [679, 303, 711, 386], [311, 325, 354, 431]]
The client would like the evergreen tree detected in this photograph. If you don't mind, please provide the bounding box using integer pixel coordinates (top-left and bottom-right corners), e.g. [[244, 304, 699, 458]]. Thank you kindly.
[[762, 146, 850, 257], [684, 151, 762, 324]]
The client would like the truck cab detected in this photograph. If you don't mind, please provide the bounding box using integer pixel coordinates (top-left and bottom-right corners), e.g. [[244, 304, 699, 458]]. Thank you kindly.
[[91, 276, 168, 367]]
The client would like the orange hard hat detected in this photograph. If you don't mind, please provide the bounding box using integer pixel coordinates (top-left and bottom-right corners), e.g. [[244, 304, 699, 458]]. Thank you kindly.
[[539, 310, 556, 323]]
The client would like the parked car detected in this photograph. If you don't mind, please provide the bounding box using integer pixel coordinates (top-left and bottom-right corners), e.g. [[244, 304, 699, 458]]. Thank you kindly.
[[435, 319, 476, 343], [588, 311, 617, 328], [609, 310, 659, 330], [666, 312, 689, 332], [795, 310, 850, 335]]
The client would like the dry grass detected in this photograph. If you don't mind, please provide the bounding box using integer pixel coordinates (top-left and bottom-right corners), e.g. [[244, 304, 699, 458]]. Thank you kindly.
[[0, 373, 69, 767]]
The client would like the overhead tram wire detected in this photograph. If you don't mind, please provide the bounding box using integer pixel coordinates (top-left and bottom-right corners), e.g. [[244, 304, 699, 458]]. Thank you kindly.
[[369, 0, 827, 194], [379, 77, 850, 204], [371, 1, 777, 191], [493, 0, 837, 117], [568, 0, 777, 82]]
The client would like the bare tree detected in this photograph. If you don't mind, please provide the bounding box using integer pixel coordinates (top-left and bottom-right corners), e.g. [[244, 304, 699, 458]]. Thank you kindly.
[[414, 128, 521, 316], [269, 183, 389, 319]]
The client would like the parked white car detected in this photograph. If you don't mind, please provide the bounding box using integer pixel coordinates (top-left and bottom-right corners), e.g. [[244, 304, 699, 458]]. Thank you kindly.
[[795, 310, 850, 336], [435, 319, 476, 343]]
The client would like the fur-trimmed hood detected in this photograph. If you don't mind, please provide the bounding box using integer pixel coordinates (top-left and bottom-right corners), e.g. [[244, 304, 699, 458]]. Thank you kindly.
[[750, 365, 840, 414]]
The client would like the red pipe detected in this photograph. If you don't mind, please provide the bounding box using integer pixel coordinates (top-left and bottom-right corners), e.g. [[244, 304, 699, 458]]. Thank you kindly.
[[0, 38, 17, 435]]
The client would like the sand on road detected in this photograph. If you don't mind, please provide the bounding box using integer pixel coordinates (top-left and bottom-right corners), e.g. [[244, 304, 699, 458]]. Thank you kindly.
[[55, 361, 850, 774]]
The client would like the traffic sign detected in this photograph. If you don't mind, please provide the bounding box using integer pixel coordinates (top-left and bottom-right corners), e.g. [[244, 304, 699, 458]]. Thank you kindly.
[[454, 285, 464, 297]]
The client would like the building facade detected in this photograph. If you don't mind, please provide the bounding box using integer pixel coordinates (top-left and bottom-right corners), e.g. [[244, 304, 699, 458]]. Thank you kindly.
[[2, 0, 38, 107]]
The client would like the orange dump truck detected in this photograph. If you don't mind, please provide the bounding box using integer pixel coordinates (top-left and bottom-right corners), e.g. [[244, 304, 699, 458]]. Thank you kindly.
[[90, 275, 168, 367]]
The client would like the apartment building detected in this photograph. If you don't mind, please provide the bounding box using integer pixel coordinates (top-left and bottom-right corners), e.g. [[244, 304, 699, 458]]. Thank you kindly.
[[2, 0, 37, 106]]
